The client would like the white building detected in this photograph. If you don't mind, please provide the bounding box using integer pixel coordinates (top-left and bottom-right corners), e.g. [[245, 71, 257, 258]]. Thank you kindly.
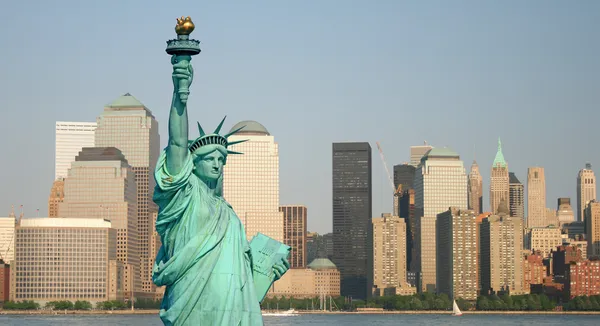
[[577, 164, 596, 222], [0, 216, 16, 264], [530, 226, 562, 257], [223, 120, 284, 242], [413, 147, 467, 293], [13, 217, 122, 303], [55, 121, 96, 180], [409, 142, 433, 167]]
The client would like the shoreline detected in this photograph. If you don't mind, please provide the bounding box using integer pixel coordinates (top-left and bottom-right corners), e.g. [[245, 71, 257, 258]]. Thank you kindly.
[[298, 310, 600, 315], [2, 309, 600, 316]]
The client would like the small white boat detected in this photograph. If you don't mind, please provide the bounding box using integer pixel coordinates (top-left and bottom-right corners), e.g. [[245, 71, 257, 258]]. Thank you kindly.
[[452, 300, 462, 316], [262, 308, 300, 317]]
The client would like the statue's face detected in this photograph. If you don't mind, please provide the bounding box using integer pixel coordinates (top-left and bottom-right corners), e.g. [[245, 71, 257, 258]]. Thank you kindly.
[[193, 150, 224, 181]]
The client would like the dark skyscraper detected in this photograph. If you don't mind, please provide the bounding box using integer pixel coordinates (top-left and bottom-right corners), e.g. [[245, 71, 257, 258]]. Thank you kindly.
[[509, 172, 524, 220], [394, 164, 416, 273], [399, 189, 415, 272], [332, 142, 372, 300], [393, 164, 416, 192]]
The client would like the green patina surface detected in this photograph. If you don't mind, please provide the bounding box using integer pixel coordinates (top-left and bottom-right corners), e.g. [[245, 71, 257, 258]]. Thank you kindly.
[[493, 137, 507, 168], [152, 17, 289, 326], [105, 93, 147, 108]]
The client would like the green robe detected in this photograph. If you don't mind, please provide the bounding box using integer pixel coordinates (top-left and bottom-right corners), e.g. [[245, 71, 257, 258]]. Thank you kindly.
[[152, 150, 263, 325]]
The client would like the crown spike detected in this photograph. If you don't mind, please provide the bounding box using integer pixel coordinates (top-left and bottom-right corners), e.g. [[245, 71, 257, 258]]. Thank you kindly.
[[227, 150, 244, 155], [227, 139, 249, 146], [197, 122, 206, 137], [214, 116, 227, 134], [225, 125, 246, 138]]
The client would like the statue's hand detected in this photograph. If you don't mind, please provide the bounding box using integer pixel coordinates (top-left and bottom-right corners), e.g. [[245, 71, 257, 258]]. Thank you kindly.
[[171, 55, 194, 92], [272, 257, 290, 281]]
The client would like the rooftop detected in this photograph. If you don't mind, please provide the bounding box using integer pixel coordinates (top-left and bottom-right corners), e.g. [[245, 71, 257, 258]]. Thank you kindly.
[[20, 218, 112, 228], [229, 120, 270, 136], [75, 147, 128, 164], [307, 258, 337, 270], [105, 93, 147, 108], [509, 172, 521, 184], [492, 137, 507, 168], [421, 147, 460, 162]]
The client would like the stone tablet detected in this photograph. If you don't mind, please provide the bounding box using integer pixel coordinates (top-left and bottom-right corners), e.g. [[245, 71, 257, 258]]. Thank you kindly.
[[249, 232, 291, 302]]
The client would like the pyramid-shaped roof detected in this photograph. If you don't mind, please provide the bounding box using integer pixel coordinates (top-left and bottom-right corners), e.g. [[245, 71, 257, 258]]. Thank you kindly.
[[106, 93, 146, 108], [307, 258, 337, 270], [492, 137, 507, 168], [509, 172, 521, 184]]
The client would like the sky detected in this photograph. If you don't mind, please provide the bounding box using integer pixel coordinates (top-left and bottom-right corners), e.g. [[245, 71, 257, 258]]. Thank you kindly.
[[0, 1, 599, 234]]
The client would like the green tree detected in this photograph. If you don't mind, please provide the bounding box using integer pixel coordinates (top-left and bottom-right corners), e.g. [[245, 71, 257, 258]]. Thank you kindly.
[[455, 298, 472, 311], [74, 301, 92, 310], [501, 294, 513, 310], [476, 296, 490, 310]]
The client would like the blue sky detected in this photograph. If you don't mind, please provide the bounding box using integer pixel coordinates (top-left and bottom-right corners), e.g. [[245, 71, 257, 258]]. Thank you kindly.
[[0, 1, 599, 233]]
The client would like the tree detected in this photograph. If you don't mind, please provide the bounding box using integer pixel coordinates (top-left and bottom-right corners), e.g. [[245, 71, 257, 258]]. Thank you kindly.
[[476, 296, 490, 310], [74, 301, 92, 310]]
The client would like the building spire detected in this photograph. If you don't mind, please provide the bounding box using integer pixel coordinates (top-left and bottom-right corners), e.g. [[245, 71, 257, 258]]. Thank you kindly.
[[492, 137, 507, 168]]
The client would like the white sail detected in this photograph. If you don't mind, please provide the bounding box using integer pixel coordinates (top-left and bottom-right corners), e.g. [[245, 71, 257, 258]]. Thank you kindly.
[[452, 300, 462, 316]]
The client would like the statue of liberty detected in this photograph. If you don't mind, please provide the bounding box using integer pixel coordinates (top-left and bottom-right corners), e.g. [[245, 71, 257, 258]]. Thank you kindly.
[[152, 16, 290, 326]]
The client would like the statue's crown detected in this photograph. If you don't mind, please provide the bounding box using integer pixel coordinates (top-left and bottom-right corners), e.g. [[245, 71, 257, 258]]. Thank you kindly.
[[188, 116, 247, 155]]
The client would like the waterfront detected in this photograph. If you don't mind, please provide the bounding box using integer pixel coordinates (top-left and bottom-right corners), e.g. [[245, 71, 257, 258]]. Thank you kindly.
[[0, 313, 598, 325]]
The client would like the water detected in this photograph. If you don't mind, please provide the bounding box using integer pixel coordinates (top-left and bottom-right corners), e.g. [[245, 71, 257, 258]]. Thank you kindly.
[[0, 314, 598, 325]]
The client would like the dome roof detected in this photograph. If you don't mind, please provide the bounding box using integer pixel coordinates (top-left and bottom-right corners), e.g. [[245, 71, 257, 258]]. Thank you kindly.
[[307, 258, 337, 270], [420, 147, 459, 163], [229, 120, 270, 136]]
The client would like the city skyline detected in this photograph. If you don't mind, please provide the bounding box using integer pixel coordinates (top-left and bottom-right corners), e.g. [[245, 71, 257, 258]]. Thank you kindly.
[[1, 1, 600, 234]]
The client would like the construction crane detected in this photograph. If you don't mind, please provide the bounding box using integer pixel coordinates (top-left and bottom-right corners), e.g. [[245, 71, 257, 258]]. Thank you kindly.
[[376, 141, 400, 197]]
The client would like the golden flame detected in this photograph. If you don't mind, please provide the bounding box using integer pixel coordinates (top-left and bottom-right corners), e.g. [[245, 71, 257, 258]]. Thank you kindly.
[[175, 16, 195, 35]]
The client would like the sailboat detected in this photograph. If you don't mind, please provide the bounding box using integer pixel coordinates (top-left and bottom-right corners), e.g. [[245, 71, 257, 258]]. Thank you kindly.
[[262, 308, 299, 317], [262, 302, 300, 317], [452, 300, 462, 316]]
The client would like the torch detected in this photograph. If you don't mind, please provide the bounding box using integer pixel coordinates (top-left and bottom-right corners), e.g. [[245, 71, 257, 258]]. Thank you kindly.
[[166, 16, 201, 104]]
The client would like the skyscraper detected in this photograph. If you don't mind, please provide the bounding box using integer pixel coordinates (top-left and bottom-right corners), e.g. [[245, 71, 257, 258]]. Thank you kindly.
[[372, 214, 407, 295], [413, 148, 467, 293], [394, 164, 416, 217], [399, 189, 416, 273], [223, 120, 283, 242], [527, 167, 547, 228], [479, 200, 524, 295], [577, 163, 597, 222], [585, 201, 600, 258], [393, 163, 416, 192], [468, 160, 483, 214], [557, 198, 575, 226], [409, 142, 433, 167], [94, 93, 160, 293], [48, 178, 65, 218], [58, 147, 139, 296], [436, 208, 477, 300], [509, 172, 524, 220], [55, 121, 96, 180], [280, 205, 307, 269], [490, 138, 509, 214], [332, 142, 372, 300]]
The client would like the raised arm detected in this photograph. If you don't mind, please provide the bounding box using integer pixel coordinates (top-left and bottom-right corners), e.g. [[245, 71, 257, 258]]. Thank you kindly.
[[166, 55, 193, 175]]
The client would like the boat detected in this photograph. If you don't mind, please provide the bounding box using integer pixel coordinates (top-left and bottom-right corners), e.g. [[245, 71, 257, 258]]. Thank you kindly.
[[262, 308, 300, 317], [452, 300, 462, 316]]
